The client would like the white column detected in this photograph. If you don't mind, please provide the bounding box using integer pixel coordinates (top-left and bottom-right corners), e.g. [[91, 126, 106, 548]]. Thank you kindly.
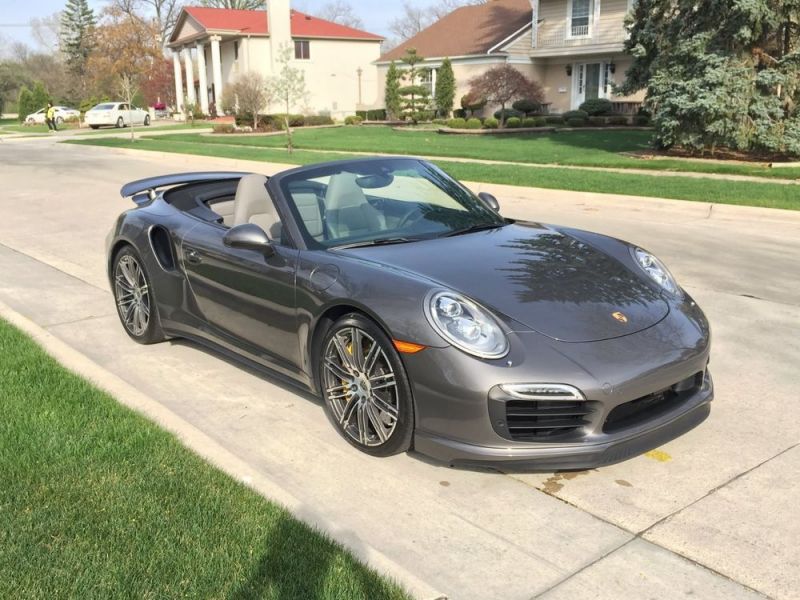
[[183, 47, 196, 106], [172, 50, 184, 114], [210, 35, 224, 109], [530, 0, 539, 48], [195, 41, 209, 115]]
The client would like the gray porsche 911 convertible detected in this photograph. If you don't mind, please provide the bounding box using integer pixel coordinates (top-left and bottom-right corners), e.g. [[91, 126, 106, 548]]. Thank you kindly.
[[106, 157, 712, 469]]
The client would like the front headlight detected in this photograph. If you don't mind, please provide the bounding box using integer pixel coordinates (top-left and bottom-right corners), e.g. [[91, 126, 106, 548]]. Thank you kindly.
[[425, 291, 508, 359], [632, 247, 682, 297]]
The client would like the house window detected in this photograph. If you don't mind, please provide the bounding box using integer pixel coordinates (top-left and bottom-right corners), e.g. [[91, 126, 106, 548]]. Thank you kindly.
[[294, 40, 310, 60], [570, 0, 592, 37], [234, 41, 239, 60]]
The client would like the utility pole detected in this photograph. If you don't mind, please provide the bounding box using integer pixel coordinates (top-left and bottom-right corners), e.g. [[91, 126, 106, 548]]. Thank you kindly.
[[357, 67, 363, 106]]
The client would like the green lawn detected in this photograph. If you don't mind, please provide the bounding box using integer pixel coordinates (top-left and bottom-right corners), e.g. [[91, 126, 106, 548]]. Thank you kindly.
[[67, 136, 800, 210], [0, 317, 411, 600], [150, 127, 800, 180]]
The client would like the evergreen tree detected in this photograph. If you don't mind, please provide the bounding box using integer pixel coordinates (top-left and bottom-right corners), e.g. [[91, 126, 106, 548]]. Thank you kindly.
[[385, 62, 402, 120], [17, 86, 34, 123], [398, 48, 431, 123], [30, 82, 51, 112], [434, 57, 455, 118], [620, 0, 800, 156], [60, 0, 96, 97]]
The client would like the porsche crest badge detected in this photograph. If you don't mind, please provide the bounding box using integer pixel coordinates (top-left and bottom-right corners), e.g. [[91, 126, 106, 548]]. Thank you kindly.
[[612, 311, 629, 324]]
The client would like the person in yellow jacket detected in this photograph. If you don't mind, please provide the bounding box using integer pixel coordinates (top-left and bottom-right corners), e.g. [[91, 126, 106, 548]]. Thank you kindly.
[[45, 102, 58, 132]]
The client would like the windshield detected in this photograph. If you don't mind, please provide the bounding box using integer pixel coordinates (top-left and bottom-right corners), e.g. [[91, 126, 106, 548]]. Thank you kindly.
[[279, 159, 505, 249], [92, 103, 116, 110]]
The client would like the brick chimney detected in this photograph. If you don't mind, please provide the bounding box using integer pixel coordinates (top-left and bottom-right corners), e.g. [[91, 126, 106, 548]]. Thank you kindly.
[[267, 0, 292, 68]]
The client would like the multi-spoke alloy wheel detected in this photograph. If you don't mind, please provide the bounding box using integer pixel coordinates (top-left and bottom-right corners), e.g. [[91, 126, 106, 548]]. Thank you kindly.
[[112, 247, 165, 344], [320, 315, 414, 455]]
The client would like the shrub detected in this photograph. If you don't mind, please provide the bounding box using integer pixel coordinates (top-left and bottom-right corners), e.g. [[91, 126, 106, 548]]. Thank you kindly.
[[506, 117, 522, 128], [608, 116, 629, 126], [512, 99, 541, 115], [432, 118, 447, 125], [356, 109, 387, 121], [522, 117, 538, 128], [533, 116, 547, 126], [465, 118, 482, 129], [453, 108, 467, 119], [344, 115, 363, 125], [563, 110, 589, 120], [566, 117, 587, 127], [579, 98, 613, 116], [213, 123, 236, 134], [587, 116, 606, 126], [415, 110, 436, 122], [545, 115, 564, 125], [483, 117, 499, 129], [634, 115, 651, 126], [494, 108, 524, 121], [305, 115, 335, 126], [461, 92, 487, 116], [447, 117, 467, 129]]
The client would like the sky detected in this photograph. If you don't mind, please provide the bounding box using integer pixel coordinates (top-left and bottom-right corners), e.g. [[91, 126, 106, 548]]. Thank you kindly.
[[0, 0, 405, 50]]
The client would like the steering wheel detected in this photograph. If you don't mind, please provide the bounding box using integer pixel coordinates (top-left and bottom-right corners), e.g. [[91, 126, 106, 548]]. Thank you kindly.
[[396, 206, 425, 230]]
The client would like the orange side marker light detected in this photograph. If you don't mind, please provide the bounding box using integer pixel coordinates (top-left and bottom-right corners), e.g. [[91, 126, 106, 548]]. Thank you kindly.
[[393, 340, 427, 354]]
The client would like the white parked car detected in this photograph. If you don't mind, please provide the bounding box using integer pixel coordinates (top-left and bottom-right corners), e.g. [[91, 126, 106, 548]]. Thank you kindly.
[[85, 102, 151, 129], [25, 106, 81, 125]]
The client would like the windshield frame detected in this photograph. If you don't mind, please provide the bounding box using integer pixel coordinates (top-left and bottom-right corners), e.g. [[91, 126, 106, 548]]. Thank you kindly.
[[274, 158, 505, 251]]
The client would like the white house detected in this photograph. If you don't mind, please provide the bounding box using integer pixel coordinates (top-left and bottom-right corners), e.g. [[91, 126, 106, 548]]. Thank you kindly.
[[168, 1, 384, 118]]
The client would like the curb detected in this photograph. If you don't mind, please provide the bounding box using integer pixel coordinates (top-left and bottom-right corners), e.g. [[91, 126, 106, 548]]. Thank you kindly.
[[0, 299, 446, 600]]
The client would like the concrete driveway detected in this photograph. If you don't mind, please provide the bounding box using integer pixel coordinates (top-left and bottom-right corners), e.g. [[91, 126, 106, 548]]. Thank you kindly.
[[1, 138, 798, 599]]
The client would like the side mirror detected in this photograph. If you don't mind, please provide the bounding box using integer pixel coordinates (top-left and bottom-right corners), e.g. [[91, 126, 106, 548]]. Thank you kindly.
[[223, 223, 275, 257], [478, 192, 500, 213]]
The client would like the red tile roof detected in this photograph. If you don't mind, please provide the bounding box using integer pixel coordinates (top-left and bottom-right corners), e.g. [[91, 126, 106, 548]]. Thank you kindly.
[[182, 6, 383, 41]]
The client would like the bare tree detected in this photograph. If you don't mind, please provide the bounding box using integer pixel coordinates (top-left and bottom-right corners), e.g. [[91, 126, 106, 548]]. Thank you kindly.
[[109, 0, 184, 46], [467, 65, 543, 126], [317, 1, 364, 29], [271, 43, 308, 153], [231, 72, 273, 130], [389, 0, 486, 42], [199, 0, 266, 11], [30, 13, 63, 53], [119, 73, 140, 142]]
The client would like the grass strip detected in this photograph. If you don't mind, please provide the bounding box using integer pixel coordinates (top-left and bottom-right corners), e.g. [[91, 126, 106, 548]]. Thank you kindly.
[[0, 317, 411, 600]]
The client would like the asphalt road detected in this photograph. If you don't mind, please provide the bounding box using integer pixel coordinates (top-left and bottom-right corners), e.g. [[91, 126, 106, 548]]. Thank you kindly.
[[1, 138, 798, 599]]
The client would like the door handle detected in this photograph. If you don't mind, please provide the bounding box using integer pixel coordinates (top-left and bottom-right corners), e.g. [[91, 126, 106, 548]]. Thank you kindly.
[[184, 249, 202, 265]]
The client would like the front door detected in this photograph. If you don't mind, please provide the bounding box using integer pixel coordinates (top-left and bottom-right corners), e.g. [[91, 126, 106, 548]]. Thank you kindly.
[[181, 221, 302, 376], [572, 62, 604, 109]]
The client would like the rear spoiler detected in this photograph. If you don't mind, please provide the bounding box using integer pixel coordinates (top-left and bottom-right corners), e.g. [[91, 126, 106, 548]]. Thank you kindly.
[[120, 171, 256, 201]]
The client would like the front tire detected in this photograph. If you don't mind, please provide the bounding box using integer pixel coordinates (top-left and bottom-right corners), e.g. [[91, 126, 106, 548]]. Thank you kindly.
[[116, 116, 124, 128], [144, 115, 150, 126], [112, 246, 165, 345], [318, 314, 414, 457], [90, 125, 99, 129]]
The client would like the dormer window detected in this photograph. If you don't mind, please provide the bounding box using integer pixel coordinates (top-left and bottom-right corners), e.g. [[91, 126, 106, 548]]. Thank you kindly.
[[294, 40, 310, 60], [570, 0, 592, 37]]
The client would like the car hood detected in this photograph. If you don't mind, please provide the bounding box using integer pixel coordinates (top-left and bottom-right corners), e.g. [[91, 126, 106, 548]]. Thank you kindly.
[[342, 222, 670, 343]]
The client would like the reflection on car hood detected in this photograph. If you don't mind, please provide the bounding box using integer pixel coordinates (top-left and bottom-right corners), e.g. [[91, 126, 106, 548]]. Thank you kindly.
[[342, 222, 670, 343]]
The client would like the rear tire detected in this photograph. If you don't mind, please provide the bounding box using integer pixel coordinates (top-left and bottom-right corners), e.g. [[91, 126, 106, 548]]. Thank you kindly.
[[317, 313, 414, 457], [90, 125, 99, 129], [144, 115, 150, 126], [112, 246, 166, 345]]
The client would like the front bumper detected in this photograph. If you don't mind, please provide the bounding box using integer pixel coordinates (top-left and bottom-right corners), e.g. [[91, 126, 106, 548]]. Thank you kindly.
[[404, 310, 712, 470], [415, 374, 712, 470]]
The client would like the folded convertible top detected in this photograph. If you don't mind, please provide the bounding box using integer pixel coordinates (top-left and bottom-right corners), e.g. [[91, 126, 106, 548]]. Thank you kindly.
[[120, 171, 257, 199]]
